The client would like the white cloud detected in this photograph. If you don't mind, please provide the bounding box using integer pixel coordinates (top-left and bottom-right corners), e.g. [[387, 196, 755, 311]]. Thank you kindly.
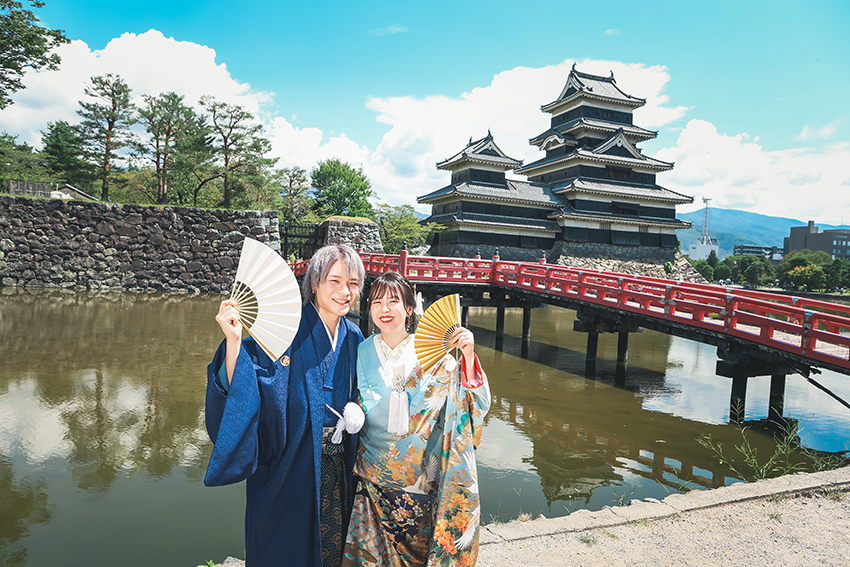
[[605, 29, 621, 35], [795, 118, 842, 141], [369, 25, 409, 36], [656, 119, 850, 224], [362, 58, 689, 208], [266, 115, 371, 171], [0, 30, 271, 146]]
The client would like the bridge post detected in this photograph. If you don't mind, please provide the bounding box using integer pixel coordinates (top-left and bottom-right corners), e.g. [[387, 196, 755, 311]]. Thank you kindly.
[[716, 346, 798, 426], [769, 374, 786, 423], [495, 295, 506, 352], [399, 247, 409, 277], [585, 331, 599, 376], [617, 332, 629, 363], [730, 376, 748, 423], [521, 307, 532, 359], [461, 305, 470, 328]]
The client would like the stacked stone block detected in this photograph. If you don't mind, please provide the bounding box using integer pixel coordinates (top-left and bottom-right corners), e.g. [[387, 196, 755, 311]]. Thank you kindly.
[[0, 196, 279, 292]]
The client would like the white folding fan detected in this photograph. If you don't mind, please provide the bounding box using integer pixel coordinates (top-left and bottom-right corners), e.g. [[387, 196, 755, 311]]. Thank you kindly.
[[230, 237, 302, 361], [414, 294, 461, 373]]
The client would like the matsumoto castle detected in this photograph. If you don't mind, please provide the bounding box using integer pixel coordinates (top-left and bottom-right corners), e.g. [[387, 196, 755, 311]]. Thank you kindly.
[[418, 65, 694, 263]]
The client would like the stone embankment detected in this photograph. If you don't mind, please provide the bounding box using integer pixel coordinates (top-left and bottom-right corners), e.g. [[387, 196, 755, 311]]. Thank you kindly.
[[0, 196, 278, 292], [548, 241, 707, 284]]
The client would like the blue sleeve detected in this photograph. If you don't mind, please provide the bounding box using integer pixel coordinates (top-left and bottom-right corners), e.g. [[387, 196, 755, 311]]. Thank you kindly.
[[204, 338, 278, 487]]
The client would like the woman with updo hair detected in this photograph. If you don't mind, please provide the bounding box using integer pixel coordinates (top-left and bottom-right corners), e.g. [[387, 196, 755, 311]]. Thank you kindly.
[[343, 271, 490, 567]]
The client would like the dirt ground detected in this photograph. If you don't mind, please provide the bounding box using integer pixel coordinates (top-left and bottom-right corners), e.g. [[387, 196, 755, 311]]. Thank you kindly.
[[478, 487, 850, 566]]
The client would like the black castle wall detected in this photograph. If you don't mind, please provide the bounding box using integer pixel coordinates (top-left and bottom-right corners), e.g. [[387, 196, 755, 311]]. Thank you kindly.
[[0, 196, 279, 292]]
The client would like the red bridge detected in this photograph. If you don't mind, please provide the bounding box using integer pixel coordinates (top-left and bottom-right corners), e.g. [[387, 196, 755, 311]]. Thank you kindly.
[[293, 249, 850, 410]]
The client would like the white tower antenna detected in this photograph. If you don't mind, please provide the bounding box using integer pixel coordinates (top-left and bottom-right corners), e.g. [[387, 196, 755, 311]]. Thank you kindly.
[[697, 197, 712, 245]]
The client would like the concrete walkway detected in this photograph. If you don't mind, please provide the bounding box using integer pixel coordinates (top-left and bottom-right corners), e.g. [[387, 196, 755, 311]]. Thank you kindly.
[[478, 466, 850, 566], [211, 467, 850, 566]]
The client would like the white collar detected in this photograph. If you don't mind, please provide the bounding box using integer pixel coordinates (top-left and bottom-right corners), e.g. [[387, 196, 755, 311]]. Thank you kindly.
[[310, 302, 341, 351]]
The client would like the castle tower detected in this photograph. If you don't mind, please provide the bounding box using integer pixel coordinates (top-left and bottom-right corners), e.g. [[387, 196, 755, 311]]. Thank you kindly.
[[418, 132, 562, 257], [517, 65, 692, 248]]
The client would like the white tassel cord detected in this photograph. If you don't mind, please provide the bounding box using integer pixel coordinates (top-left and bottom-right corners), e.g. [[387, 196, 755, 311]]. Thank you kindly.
[[387, 390, 409, 436], [325, 402, 367, 444]]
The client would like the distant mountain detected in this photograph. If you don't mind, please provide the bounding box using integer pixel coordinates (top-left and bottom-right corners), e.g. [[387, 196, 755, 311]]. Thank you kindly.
[[677, 208, 850, 259]]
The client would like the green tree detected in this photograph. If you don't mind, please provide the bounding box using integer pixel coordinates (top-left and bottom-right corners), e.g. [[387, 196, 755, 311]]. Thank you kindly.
[[41, 120, 95, 190], [824, 258, 849, 291], [135, 92, 199, 204], [270, 166, 314, 224], [0, 1, 69, 109], [76, 74, 136, 201], [0, 131, 50, 184], [200, 96, 273, 209], [706, 249, 719, 268], [788, 265, 826, 291], [311, 158, 373, 218], [373, 203, 443, 254], [714, 262, 732, 281], [691, 259, 714, 282]]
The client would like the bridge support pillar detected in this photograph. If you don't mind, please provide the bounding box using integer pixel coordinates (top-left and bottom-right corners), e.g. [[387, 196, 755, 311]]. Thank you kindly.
[[495, 297, 506, 352], [573, 312, 642, 379], [769, 374, 786, 423], [730, 376, 748, 423], [461, 306, 470, 328], [716, 345, 799, 425], [585, 331, 599, 376], [521, 307, 532, 359]]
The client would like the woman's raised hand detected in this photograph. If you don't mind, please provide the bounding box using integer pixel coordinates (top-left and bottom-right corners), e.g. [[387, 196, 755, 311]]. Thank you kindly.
[[216, 299, 243, 343], [449, 326, 475, 360]]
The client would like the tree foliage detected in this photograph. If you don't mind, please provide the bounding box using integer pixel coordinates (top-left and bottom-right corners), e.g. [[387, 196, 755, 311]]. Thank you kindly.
[[0, 1, 69, 109], [200, 96, 273, 209], [311, 158, 373, 217], [372, 203, 442, 254], [76, 74, 136, 201], [0, 131, 49, 183], [135, 92, 199, 204], [270, 166, 314, 224], [41, 120, 95, 190]]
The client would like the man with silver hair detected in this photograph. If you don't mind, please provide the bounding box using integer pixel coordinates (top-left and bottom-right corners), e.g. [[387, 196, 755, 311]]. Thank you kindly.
[[205, 244, 366, 567]]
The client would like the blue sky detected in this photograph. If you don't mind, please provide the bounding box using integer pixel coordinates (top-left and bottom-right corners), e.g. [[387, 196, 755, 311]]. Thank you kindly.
[[4, 0, 849, 222]]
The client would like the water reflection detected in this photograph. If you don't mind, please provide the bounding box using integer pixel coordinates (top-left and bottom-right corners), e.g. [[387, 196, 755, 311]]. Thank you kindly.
[[1, 290, 848, 565]]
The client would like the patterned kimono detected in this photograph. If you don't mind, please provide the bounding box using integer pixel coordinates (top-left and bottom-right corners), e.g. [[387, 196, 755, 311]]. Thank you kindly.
[[343, 334, 490, 567]]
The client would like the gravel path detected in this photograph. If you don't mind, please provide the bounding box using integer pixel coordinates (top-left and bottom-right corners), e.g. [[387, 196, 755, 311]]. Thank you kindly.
[[210, 467, 850, 566], [479, 467, 850, 567]]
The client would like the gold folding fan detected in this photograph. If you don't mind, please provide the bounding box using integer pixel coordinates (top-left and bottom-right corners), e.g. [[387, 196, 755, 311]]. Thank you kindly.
[[230, 237, 302, 361], [415, 294, 461, 372]]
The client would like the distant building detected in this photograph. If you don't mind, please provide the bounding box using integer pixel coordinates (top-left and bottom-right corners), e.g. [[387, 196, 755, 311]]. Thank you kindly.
[[687, 198, 719, 260], [733, 244, 783, 262], [418, 65, 693, 260], [784, 220, 850, 260]]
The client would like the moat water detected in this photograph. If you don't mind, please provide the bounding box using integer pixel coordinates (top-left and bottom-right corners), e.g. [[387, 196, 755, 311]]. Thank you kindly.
[[1, 288, 849, 566]]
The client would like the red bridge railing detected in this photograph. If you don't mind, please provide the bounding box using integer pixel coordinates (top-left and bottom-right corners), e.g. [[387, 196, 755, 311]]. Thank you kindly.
[[291, 250, 850, 371]]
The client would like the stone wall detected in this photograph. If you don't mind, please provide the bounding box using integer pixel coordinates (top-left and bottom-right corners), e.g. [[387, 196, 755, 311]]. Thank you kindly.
[[322, 217, 383, 253], [0, 196, 279, 292], [548, 241, 707, 283]]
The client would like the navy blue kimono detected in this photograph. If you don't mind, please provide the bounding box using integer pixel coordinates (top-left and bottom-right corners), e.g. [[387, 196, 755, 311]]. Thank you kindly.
[[204, 303, 363, 567]]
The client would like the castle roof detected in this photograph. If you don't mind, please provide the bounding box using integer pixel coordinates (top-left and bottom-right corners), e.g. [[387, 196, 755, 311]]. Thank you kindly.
[[548, 203, 693, 229], [417, 179, 561, 207], [530, 118, 657, 148], [552, 177, 693, 204], [542, 66, 645, 114], [422, 212, 561, 233], [436, 132, 523, 171], [517, 130, 673, 175]]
